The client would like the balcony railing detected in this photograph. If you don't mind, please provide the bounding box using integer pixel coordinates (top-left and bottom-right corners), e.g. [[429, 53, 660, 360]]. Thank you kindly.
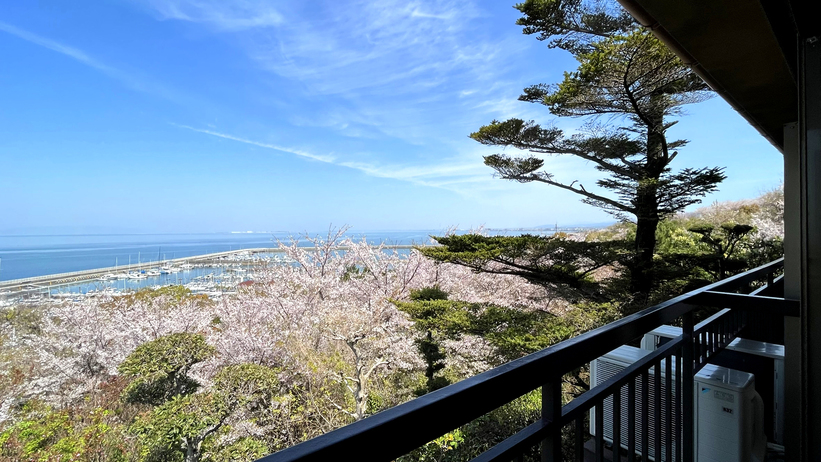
[[257, 258, 797, 462]]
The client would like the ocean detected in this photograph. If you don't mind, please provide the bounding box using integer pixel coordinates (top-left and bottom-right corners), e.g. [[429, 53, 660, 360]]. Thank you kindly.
[[0, 231, 447, 282]]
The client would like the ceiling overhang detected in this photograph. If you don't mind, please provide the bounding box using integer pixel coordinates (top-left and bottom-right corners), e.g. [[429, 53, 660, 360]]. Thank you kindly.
[[616, 0, 798, 152]]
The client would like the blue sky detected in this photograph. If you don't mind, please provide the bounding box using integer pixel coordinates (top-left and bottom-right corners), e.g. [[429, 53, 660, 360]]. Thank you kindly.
[[0, 0, 784, 234]]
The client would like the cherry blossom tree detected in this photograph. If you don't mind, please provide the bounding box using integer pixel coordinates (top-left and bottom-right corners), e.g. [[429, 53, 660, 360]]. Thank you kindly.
[[3, 228, 553, 455], [33, 292, 215, 404], [751, 186, 784, 241]]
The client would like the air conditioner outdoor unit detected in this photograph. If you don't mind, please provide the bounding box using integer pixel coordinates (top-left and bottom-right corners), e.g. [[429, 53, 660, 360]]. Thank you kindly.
[[590, 345, 766, 462], [641, 325, 784, 446]]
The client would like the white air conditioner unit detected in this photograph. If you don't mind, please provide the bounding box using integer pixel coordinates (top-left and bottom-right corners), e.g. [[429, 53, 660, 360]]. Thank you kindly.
[[590, 345, 766, 462], [641, 325, 784, 446]]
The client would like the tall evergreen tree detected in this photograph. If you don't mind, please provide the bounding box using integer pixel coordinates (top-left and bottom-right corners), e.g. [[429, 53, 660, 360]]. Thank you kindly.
[[469, 0, 725, 295]]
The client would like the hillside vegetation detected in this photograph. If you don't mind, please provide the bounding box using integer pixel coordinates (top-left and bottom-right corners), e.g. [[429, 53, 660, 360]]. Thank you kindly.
[[0, 189, 783, 461]]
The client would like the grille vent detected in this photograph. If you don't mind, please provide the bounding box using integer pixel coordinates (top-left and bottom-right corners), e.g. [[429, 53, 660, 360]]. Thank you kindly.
[[592, 358, 680, 461]]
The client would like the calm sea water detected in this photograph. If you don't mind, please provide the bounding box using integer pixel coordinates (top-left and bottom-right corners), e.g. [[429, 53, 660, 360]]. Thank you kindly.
[[0, 230, 486, 281]]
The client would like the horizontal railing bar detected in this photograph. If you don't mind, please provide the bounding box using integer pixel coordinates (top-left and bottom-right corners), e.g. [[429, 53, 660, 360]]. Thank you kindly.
[[560, 337, 683, 425], [751, 273, 784, 297], [707, 257, 784, 293], [470, 419, 551, 462], [759, 274, 785, 296], [751, 277, 777, 296], [692, 308, 750, 373], [473, 335, 686, 462], [694, 309, 742, 339], [694, 308, 732, 333], [689, 291, 799, 316], [260, 302, 697, 462], [259, 259, 782, 462]]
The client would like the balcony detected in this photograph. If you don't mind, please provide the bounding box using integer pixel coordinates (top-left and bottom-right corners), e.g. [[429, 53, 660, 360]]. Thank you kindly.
[[256, 258, 795, 461]]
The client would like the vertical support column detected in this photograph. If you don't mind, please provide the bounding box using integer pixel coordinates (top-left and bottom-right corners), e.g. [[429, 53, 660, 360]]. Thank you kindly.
[[542, 379, 562, 462], [794, 35, 821, 462], [682, 310, 694, 462], [783, 119, 802, 460]]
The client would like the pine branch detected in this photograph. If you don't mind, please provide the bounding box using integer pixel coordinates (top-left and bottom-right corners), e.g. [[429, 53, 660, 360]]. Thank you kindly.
[[484, 154, 634, 214]]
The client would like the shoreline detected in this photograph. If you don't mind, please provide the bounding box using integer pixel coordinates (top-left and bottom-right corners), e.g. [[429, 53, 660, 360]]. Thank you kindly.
[[0, 245, 425, 291]]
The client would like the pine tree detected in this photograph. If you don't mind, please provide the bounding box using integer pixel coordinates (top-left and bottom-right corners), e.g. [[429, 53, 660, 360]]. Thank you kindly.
[[469, 0, 725, 295]]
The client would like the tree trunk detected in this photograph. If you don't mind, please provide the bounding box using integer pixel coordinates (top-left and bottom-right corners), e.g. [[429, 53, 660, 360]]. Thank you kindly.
[[631, 97, 666, 296], [632, 198, 659, 295], [347, 339, 368, 421], [354, 378, 367, 421], [185, 438, 199, 462]]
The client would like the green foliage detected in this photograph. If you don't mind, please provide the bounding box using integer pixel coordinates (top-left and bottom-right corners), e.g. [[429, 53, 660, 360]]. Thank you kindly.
[[409, 286, 449, 301], [648, 212, 783, 302], [131, 393, 228, 462], [398, 390, 542, 462], [395, 299, 578, 364], [514, 0, 634, 53], [119, 332, 215, 406], [397, 297, 581, 397], [399, 287, 452, 394], [416, 332, 449, 394], [1, 306, 43, 337], [745, 235, 784, 270], [539, 29, 712, 118], [212, 363, 281, 420], [564, 301, 622, 333], [686, 223, 755, 280], [341, 264, 370, 281], [474, 32, 723, 220], [0, 401, 134, 462], [128, 363, 283, 462], [476, 305, 577, 361], [653, 219, 701, 255], [401, 429, 465, 462], [126, 285, 208, 307], [203, 437, 268, 462], [395, 299, 474, 336], [418, 234, 626, 301], [470, 1, 724, 296]]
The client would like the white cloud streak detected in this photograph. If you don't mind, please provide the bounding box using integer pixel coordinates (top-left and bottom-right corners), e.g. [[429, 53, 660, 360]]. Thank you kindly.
[[176, 124, 492, 191], [0, 20, 183, 102], [132, 1, 542, 148], [174, 125, 336, 163], [0, 21, 117, 74], [253, 0, 491, 96], [135, 0, 283, 30]]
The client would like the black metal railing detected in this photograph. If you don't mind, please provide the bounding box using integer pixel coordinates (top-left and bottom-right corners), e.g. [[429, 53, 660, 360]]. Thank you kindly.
[[258, 258, 797, 462]]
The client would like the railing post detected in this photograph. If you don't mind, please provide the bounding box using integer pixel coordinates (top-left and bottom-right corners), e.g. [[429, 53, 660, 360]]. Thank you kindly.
[[542, 377, 562, 462], [682, 310, 695, 462]]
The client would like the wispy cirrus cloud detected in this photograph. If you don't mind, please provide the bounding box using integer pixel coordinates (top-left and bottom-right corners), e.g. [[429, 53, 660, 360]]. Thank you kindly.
[[0, 21, 118, 75], [132, 1, 543, 150], [133, 0, 283, 30], [252, 1, 493, 96], [134, 1, 509, 100], [176, 124, 493, 191], [137, 2, 575, 196], [0, 20, 184, 102], [175, 124, 336, 163]]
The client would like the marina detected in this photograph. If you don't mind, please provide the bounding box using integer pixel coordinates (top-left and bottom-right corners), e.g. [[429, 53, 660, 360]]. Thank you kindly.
[[0, 248, 277, 303], [0, 229, 544, 306], [0, 245, 419, 305]]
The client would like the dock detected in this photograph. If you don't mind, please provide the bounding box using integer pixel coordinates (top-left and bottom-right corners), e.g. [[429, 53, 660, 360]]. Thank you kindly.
[[0, 245, 422, 295], [0, 247, 278, 294]]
